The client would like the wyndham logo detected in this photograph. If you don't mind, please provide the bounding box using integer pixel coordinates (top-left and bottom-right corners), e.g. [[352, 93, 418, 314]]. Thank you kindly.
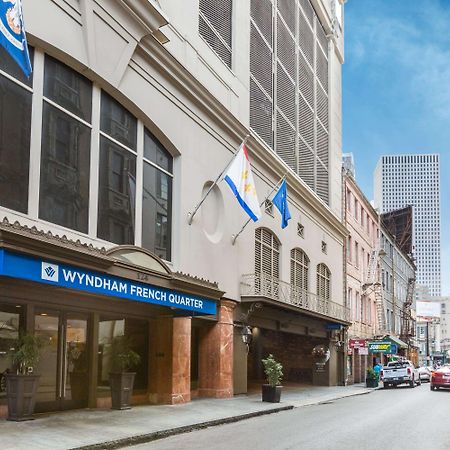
[[41, 262, 59, 282]]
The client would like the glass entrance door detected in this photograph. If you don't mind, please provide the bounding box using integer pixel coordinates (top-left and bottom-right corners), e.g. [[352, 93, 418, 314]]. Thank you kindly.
[[34, 310, 89, 412]]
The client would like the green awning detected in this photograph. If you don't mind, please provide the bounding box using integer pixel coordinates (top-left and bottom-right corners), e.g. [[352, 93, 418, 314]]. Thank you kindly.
[[383, 335, 408, 349]]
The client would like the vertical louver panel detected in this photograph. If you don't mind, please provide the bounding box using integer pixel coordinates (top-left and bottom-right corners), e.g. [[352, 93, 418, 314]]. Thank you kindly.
[[277, 16, 296, 82], [199, 0, 232, 67], [299, 0, 314, 26], [298, 51, 314, 107], [277, 0, 296, 34], [316, 123, 328, 166], [250, 23, 273, 97], [316, 84, 328, 130], [298, 94, 314, 148], [276, 111, 296, 171], [316, 43, 328, 92], [316, 162, 329, 204], [251, 0, 273, 46], [250, 79, 273, 149], [298, 9, 314, 68], [298, 139, 315, 190], [277, 63, 296, 126], [316, 21, 328, 55]]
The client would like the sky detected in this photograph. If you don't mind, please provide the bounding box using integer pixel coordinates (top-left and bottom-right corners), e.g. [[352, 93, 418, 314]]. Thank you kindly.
[[342, 0, 450, 296]]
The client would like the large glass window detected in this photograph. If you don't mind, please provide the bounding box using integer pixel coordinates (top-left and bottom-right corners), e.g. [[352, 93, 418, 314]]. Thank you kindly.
[[39, 57, 92, 232], [0, 304, 24, 404], [0, 47, 33, 213], [98, 93, 137, 244], [97, 317, 148, 394], [142, 130, 172, 260]]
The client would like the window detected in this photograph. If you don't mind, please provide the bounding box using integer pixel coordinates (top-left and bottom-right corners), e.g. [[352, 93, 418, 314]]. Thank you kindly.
[[290, 248, 309, 292], [97, 92, 137, 244], [97, 317, 148, 394], [297, 222, 305, 238], [316, 263, 331, 301], [142, 130, 173, 260], [250, 0, 330, 203], [0, 46, 33, 213], [321, 240, 327, 254], [355, 241, 359, 267], [0, 304, 24, 406], [199, 0, 232, 67], [255, 228, 280, 297], [265, 199, 274, 216], [39, 57, 92, 232]]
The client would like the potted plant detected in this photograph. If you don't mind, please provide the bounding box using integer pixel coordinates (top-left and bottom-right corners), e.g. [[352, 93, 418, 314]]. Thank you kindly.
[[261, 354, 283, 403], [5, 332, 43, 421], [366, 367, 379, 388], [108, 335, 141, 410]]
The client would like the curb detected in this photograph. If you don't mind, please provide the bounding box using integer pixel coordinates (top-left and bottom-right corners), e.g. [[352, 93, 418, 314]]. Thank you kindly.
[[69, 405, 294, 450]]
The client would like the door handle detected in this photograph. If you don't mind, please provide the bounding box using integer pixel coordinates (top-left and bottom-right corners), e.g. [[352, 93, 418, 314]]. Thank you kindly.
[[59, 324, 65, 399]]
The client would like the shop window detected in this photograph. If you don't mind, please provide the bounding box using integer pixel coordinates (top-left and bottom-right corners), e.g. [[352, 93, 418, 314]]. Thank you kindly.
[[97, 317, 148, 394], [0, 304, 24, 405], [142, 130, 172, 261], [0, 46, 33, 213]]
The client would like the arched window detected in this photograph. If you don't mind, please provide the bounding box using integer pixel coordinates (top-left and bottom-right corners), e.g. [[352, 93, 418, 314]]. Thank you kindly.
[[255, 228, 280, 279], [316, 263, 331, 300], [290, 248, 309, 291]]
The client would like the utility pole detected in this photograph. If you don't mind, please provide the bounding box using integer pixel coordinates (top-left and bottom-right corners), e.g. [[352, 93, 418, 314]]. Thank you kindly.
[[426, 321, 430, 364]]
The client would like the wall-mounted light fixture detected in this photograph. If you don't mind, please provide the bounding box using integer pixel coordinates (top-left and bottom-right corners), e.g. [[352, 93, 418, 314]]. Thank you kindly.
[[241, 326, 253, 345]]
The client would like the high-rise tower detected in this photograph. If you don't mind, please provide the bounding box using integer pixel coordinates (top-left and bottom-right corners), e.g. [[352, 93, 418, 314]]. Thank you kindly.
[[374, 154, 441, 296]]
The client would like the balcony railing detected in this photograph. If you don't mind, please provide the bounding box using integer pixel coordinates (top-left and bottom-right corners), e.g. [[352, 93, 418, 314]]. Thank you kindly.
[[241, 273, 351, 323]]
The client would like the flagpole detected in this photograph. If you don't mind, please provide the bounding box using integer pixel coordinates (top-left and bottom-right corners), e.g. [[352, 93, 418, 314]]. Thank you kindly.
[[231, 174, 287, 245], [187, 135, 250, 225]]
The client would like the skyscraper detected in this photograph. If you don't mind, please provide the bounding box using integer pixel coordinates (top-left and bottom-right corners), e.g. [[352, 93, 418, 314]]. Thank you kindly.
[[374, 154, 441, 296]]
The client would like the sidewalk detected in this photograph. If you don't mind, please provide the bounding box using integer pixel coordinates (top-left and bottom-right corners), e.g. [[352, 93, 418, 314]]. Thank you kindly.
[[0, 383, 379, 450]]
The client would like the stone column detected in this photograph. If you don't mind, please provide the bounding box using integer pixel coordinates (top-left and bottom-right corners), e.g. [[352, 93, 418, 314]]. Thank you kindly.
[[149, 316, 191, 404], [198, 300, 236, 398]]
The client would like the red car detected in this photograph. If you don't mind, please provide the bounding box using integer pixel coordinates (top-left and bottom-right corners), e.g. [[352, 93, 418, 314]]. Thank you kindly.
[[430, 365, 450, 390]]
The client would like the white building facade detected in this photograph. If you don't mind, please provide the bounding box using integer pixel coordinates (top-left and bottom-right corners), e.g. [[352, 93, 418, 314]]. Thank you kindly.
[[374, 154, 441, 296], [0, 0, 348, 417]]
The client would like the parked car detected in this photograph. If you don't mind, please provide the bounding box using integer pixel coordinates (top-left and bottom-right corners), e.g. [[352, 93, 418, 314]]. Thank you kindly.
[[381, 360, 421, 388], [430, 365, 450, 391], [418, 366, 431, 382]]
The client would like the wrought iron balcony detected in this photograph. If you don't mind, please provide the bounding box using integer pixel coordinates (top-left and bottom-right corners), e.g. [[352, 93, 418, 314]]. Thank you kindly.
[[241, 273, 351, 323]]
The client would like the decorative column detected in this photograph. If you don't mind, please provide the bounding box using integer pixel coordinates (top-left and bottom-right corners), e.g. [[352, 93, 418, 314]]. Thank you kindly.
[[198, 300, 236, 398], [149, 316, 191, 404]]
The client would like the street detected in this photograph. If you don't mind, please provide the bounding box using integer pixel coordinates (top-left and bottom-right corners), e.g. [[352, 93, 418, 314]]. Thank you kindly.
[[129, 385, 450, 450]]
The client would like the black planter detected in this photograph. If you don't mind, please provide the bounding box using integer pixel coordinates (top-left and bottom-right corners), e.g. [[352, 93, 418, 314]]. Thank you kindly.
[[109, 372, 136, 410], [366, 378, 378, 388], [262, 384, 282, 403], [5, 374, 40, 421]]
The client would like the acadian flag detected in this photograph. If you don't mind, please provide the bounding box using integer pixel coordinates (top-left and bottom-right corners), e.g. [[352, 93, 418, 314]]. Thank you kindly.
[[0, 0, 32, 77], [224, 143, 261, 222], [272, 178, 291, 229]]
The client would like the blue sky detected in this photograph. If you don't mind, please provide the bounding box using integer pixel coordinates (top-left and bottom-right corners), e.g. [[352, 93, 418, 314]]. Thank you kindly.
[[343, 0, 450, 295]]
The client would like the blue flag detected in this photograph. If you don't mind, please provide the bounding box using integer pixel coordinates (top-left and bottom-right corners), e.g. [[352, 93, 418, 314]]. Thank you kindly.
[[0, 0, 32, 77], [272, 179, 291, 229]]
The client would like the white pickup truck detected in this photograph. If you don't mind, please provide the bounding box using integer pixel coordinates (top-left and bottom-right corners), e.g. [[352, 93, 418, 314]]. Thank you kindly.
[[381, 360, 421, 388]]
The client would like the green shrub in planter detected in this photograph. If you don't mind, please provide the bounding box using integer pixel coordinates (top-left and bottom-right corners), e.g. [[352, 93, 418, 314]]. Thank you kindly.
[[261, 354, 283, 403]]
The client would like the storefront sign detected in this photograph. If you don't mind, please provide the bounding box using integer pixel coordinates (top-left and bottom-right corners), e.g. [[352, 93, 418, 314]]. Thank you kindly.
[[368, 341, 397, 354], [349, 339, 367, 349], [358, 347, 369, 355], [0, 250, 216, 315]]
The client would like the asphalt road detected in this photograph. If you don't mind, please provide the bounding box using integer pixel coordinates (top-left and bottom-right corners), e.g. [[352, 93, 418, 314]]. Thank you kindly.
[[128, 384, 450, 450]]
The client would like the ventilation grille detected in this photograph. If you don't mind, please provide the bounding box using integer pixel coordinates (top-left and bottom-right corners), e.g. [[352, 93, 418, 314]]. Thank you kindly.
[[199, 0, 232, 67], [250, 78, 273, 149]]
